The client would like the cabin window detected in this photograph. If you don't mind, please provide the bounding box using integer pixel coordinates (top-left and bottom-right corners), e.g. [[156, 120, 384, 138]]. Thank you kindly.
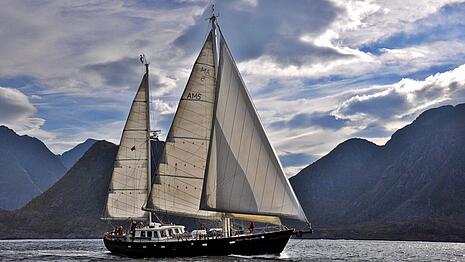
[[157, 231, 161, 238], [141, 231, 146, 238], [171, 229, 177, 235], [147, 231, 152, 238]]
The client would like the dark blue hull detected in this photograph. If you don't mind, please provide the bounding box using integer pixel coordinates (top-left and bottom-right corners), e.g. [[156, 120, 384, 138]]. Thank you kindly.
[[104, 229, 294, 258]]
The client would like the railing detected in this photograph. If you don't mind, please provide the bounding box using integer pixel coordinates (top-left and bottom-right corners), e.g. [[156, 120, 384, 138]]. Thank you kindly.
[[105, 225, 288, 243]]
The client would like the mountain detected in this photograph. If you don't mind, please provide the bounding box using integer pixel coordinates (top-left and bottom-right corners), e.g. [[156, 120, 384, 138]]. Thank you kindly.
[[0, 140, 116, 238], [0, 126, 67, 210], [58, 138, 97, 170], [2, 104, 465, 240], [0, 140, 168, 239], [291, 103, 465, 241]]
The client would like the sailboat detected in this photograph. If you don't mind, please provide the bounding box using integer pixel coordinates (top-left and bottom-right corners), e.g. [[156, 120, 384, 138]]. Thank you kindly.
[[102, 14, 311, 258]]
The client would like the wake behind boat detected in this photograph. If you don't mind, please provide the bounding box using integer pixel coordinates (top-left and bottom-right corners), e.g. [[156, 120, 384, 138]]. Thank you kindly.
[[102, 12, 311, 258]]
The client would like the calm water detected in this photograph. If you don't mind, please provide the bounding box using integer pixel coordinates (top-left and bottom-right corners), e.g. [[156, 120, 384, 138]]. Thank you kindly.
[[1, 238, 465, 261]]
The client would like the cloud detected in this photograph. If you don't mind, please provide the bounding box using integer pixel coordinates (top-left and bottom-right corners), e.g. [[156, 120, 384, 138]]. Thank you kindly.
[[174, 0, 346, 66], [0, 86, 55, 140], [0, 87, 37, 122], [270, 111, 348, 130], [1, 0, 464, 174], [81, 57, 141, 88], [328, 0, 465, 47], [335, 64, 465, 122], [280, 152, 317, 167]]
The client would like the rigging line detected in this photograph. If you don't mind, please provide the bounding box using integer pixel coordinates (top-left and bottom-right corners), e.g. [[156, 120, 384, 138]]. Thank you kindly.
[[226, 74, 245, 209], [155, 195, 201, 208], [195, 61, 214, 68], [164, 149, 207, 167], [159, 193, 203, 208], [171, 121, 209, 139], [258, 157, 271, 211], [157, 174, 203, 180], [165, 142, 207, 162], [239, 110, 253, 208], [155, 178, 204, 199], [248, 142, 262, 212], [169, 136, 209, 141], [175, 105, 213, 127], [179, 98, 214, 104], [269, 161, 280, 211]]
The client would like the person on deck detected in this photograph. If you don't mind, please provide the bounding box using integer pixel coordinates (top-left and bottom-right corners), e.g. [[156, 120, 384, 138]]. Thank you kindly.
[[247, 221, 254, 234], [130, 220, 137, 237], [237, 226, 244, 235]]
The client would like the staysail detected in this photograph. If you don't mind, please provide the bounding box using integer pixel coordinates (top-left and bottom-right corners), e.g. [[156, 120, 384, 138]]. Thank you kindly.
[[105, 73, 150, 219], [145, 31, 220, 219], [200, 31, 308, 222]]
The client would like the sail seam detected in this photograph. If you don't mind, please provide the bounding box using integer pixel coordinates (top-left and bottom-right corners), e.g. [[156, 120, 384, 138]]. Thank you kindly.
[[110, 188, 147, 191], [226, 71, 243, 209], [195, 61, 214, 68], [157, 174, 203, 180], [168, 136, 210, 141], [179, 98, 214, 104]]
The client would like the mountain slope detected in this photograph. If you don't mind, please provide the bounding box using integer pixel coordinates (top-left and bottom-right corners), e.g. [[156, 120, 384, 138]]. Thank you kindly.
[[0, 140, 167, 239], [0, 126, 67, 210], [58, 138, 97, 170], [0, 140, 117, 238], [291, 103, 465, 241]]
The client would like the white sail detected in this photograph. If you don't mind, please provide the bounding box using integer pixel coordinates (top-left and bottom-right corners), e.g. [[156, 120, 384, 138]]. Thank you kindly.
[[146, 31, 220, 219], [200, 32, 308, 222], [105, 74, 150, 219]]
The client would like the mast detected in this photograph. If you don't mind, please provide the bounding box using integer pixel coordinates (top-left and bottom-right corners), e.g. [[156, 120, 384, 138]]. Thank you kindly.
[[144, 56, 152, 223], [208, 6, 232, 237]]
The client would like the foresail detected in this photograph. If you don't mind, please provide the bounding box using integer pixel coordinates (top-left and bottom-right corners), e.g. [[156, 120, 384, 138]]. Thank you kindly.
[[105, 74, 149, 219], [146, 31, 219, 220], [200, 32, 308, 222]]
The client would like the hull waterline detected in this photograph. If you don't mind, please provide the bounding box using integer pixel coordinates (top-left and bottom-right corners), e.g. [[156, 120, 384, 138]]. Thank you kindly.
[[104, 229, 294, 258]]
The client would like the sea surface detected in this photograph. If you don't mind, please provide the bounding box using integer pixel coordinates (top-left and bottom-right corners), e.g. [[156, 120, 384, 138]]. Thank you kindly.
[[1, 238, 465, 261]]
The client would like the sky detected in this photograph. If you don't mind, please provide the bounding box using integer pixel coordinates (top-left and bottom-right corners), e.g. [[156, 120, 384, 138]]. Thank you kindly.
[[1, 0, 465, 176]]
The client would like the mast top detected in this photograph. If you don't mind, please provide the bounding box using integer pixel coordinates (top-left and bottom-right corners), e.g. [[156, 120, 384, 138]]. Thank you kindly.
[[208, 4, 219, 29], [140, 54, 149, 72]]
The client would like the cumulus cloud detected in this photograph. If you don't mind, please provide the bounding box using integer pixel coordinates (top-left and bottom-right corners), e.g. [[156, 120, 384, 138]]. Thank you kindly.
[[1, 0, 464, 172], [0, 87, 37, 122], [335, 64, 465, 122], [270, 111, 347, 130], [0, 86, 54, 140], [175, 0, 346, 66]]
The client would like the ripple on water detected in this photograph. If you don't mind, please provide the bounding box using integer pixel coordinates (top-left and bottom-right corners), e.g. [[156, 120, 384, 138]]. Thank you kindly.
[[1, 239, 465, 261]]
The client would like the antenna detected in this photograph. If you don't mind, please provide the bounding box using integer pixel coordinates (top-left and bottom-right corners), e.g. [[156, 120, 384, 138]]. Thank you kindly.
[[206, 4, 219, 25], [140, 54, 149, 67]]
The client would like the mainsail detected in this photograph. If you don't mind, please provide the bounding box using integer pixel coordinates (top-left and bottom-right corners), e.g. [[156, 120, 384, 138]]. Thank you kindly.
[[105, 73, 150, 219], [145, 31, 219, 219], [200, 31, 308, 222], [105, 20, 307, 225]]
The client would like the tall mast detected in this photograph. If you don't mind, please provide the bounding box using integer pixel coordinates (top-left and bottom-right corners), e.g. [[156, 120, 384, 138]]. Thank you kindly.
[[144, 56, 152, 223], [209, 6, 232, 237], [210, 7, 218, 75]]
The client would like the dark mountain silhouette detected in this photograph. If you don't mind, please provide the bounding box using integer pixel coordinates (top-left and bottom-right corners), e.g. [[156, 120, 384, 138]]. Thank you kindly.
[[58, 138, 97, 170], [2, 103, 465, 240], [0, 139, 169, 239], [0, 140, 117, 238], [0, 126, 66, 210], [291, 103, 465, 241]]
